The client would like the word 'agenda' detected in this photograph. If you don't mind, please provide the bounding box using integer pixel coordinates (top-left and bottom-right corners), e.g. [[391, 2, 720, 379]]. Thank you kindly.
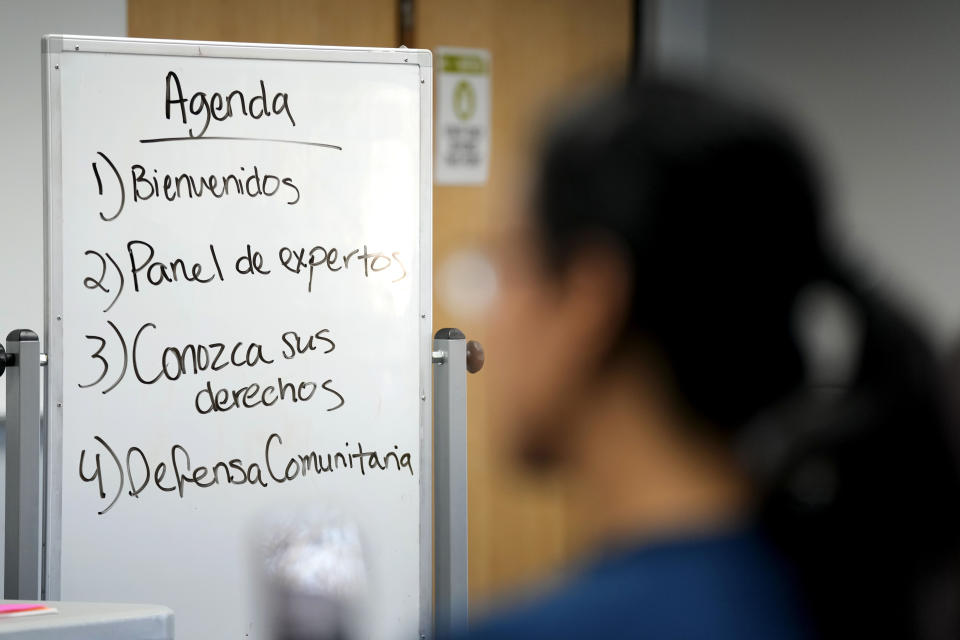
[[165, 71, 296, 138]]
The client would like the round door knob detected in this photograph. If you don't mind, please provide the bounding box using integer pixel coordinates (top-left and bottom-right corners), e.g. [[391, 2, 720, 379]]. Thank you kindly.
[[466, 340, 484, 373], [0, 345, 11, 377]]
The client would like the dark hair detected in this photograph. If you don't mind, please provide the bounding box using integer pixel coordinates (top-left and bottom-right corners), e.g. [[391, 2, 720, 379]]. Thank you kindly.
[[533, 79, 960, 640]]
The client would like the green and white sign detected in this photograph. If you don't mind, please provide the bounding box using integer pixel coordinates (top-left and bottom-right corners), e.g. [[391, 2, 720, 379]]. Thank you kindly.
[[436, 47, 491, 185]]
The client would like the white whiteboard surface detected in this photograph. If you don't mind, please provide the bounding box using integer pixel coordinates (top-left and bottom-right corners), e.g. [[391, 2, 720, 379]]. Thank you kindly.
[[41, 35, 432, 639]]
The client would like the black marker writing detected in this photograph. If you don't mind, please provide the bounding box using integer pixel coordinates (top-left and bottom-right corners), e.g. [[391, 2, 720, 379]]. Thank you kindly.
[[78, 322, 337, 398], [79, 433, 415, 514], [127, 240, 225, 292], [165, 71, 296, 138], [131, 163, 300, 206], [194, 376, 344, 415], [279, 243, 407, 292]]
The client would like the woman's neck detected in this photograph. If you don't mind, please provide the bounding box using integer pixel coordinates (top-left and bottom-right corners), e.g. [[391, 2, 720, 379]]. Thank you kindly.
[[566, 368, 754, 550]]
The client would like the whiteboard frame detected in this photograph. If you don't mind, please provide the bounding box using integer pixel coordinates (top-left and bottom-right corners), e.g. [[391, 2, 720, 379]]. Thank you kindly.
[[40, 34, 434, 635]]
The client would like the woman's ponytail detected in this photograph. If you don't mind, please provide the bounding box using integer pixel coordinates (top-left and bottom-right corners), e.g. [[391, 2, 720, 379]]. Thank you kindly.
[[749, 260, 960, 639]]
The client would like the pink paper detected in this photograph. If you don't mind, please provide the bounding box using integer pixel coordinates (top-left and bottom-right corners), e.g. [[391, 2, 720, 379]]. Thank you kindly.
[[0, 603, 48, 615]]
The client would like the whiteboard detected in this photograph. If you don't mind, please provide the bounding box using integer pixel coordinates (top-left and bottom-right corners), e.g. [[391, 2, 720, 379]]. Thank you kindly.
[[41, 35, 433, 639]]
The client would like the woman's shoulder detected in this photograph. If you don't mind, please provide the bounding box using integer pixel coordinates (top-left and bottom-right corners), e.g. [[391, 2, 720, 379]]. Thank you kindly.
[[445, 527, 815, 640]]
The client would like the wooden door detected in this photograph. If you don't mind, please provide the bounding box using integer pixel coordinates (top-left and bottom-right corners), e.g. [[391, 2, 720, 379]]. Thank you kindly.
[[129, 0, 396, 46], [416, 0, 633, 608]]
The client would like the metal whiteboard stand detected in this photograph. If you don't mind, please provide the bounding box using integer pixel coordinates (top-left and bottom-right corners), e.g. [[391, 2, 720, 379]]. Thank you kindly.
[[433, 328, 483, 637], [0, 323, 482, 635], [2, 330, 45, 600]]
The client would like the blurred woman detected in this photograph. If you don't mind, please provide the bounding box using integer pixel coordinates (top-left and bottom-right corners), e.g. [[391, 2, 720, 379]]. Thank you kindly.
[[464, 80, 960, 639]]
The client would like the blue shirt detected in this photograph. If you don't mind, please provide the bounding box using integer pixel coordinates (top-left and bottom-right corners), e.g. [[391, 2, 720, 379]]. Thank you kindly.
[[448, 527, 814, 640]]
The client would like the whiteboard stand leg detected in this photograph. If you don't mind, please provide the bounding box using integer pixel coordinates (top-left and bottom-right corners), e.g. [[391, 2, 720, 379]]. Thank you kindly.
[[3, 330, 43, 600], [433, 328, 469, 635]]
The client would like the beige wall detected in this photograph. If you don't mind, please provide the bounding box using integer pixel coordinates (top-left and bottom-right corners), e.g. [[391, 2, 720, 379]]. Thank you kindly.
[[0, 0, 127, 412], [653, 0, 960, 345]]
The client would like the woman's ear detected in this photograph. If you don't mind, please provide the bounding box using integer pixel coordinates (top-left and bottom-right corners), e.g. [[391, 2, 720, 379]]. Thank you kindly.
[[486, 234, 634, 470], [556, 240, 633, 374]]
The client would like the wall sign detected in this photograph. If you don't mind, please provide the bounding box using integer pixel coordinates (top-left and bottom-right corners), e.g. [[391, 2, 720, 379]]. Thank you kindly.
[[436, 47, 491, 185]]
